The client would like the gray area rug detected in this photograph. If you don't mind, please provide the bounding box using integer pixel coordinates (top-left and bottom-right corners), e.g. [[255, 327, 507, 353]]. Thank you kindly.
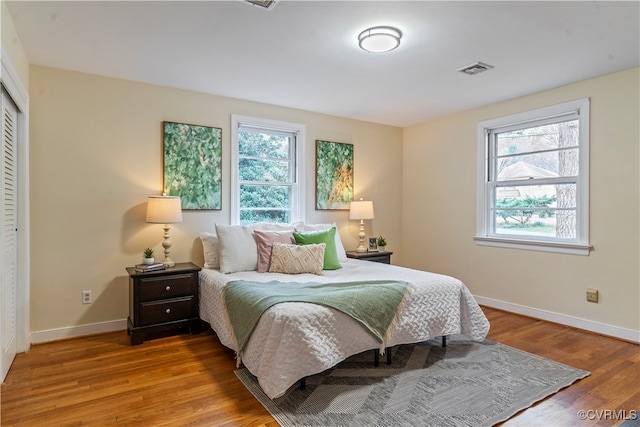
[[235, 336, 589, 426], [620, 412, 640, 427]]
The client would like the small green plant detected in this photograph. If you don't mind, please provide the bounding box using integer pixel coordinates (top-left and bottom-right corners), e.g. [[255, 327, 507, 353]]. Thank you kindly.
[[143, 247, 154, 258], [376, 235, 387, 247]]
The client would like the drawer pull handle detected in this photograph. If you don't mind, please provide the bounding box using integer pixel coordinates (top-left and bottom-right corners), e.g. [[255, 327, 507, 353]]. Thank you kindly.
[[166, 286, 171, 291], [166, 308, 171, 314]]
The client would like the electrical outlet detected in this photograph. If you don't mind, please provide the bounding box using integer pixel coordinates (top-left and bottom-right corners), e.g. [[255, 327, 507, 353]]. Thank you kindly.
[[82, 290, 92, 304], [586, 288, 598, 303]]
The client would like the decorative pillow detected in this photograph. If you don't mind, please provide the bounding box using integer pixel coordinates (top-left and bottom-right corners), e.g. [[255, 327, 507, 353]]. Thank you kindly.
[[293, 227, 341, 270], [199, 231, 219, 269], [254, 230, 295, 273], [268, 242, 325, 275], [294, 222, 347, 262], [215, 224, 258, 274]]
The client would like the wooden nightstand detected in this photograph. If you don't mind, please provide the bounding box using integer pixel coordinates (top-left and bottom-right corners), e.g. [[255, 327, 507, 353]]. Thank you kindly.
[[346, 250, 393, 264], [126, 262, 201, 345]]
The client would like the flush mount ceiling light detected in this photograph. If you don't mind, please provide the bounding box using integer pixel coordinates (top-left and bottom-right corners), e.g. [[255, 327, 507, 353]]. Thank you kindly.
[[358, 26, 402, 53]]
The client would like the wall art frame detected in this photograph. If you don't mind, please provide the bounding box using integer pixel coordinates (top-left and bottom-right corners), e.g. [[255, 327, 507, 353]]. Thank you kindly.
[[315, 140, 354, 210], [163, 121, 222, 210]]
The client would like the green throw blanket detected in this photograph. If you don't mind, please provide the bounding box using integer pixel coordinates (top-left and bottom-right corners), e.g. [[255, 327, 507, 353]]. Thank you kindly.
[[224, 280, 409, 355]]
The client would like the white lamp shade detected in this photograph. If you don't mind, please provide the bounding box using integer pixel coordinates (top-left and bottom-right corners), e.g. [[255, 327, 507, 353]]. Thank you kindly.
[[146, 196, 183, 224], [349, 200, 375, 220]]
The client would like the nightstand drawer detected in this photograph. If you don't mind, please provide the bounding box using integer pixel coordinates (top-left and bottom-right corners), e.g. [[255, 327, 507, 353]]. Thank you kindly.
[[360, 254, 390, 264], [138, 273, 195, 302], [139, 297, 195, 326], [346, 251, 393, 264]]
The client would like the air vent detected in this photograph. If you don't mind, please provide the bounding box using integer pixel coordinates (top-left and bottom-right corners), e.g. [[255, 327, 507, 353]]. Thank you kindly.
[[457, 61, 494, 75], [243, 0, 278, 10]]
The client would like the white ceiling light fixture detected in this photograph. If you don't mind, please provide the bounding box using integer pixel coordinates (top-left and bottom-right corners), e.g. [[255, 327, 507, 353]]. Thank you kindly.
[[358, 26, 402, 53]]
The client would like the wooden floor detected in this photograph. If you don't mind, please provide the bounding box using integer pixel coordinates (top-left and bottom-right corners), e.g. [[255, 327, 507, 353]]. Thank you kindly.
[[2, 307, 638, 426]]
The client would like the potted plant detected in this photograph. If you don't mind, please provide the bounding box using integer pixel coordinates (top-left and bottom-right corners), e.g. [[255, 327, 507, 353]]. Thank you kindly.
[[376, 236, 387, 252], [143, 247, 155, 265]]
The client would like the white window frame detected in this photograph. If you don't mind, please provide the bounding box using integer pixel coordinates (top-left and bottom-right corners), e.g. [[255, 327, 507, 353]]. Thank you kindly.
[[474, 98, 592, 255], [230, 114, 305, 225]]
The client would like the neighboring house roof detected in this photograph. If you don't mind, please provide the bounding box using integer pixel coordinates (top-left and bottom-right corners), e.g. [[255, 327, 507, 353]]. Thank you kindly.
[[497, 162, 557, 199], [498, 161, 557, 180]]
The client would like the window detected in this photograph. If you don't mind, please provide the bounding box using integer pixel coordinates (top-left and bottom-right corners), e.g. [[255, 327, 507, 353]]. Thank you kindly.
[[231, 115, 305, 225], [475, 99, 591, 255]]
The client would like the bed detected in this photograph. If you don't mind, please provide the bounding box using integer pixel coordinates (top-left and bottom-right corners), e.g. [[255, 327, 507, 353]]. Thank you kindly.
[[198, 223, 490, 399]]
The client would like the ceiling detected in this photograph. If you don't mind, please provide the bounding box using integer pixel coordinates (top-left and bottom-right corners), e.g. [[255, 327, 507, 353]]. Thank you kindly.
[[5, 1, 640, 127]]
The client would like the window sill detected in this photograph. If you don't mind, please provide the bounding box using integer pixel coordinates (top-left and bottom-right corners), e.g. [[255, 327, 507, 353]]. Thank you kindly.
[[473, 236, 592, 256]]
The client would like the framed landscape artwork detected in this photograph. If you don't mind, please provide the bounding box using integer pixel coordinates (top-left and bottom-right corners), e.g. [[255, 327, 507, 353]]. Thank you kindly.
[[315, 140, 354, 210], [163, 121, 222, 210]]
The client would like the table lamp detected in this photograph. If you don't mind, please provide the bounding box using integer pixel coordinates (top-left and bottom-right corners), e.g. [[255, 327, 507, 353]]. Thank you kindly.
[[146, 195, 182, 267], [349, 199, 375, 252]]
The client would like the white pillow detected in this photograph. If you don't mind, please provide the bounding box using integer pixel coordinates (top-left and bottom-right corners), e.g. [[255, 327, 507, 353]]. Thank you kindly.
[[199, 231, 219, 269], [215, 224, 258, 274], [294, 222, 347, 262]]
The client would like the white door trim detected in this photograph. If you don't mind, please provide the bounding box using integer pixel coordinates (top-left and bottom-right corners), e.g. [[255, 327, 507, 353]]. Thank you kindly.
[[1, 45, 30, 355]]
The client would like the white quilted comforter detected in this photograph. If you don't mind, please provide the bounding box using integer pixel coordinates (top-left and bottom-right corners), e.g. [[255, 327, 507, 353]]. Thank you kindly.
[[199, 259, 490, 399]]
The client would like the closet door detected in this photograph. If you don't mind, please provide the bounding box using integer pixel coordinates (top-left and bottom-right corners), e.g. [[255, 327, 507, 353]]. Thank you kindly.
[[1, 87, 18, 381]]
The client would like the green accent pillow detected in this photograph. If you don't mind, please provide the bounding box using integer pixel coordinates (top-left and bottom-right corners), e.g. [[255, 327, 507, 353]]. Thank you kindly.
[[293, 227, 342, 270]]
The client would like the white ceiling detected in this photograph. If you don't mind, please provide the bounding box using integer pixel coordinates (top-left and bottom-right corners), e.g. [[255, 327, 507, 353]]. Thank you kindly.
[[5, 1, 640, 127]]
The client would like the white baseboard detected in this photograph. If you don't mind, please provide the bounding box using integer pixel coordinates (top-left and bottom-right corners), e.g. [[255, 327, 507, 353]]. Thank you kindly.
[[474, 295, 640, 343], [30, 319, 127, 345]]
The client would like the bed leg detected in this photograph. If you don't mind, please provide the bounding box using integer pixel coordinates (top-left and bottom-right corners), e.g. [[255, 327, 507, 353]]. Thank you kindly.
[[386, 347, 392, 365], [300, 377, 306, 390], [374, 349, 380, 367], [442, 335, 447, 347]]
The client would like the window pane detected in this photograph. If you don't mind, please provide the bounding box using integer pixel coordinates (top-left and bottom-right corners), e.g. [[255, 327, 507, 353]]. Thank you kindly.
[[240, 184, 290, 208], [239, 158, 290, 182], [240, 209, 290, 224], [493, 183, 577, 238], [495, 148, 578, 180], [496, 119, 579, 156], [496, 183, 576, 207], [239, 130, 290, 159], [493, 209, 576, 238]]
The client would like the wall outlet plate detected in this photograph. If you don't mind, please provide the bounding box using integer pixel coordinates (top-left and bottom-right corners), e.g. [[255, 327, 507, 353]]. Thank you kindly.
[[82, 290, 92, 304], [586, 288, 598, 303]]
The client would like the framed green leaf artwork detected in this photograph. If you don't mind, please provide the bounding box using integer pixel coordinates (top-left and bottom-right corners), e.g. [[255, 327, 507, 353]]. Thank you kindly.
[[315, 140, 354, 210], [163, 121, 222, 210]]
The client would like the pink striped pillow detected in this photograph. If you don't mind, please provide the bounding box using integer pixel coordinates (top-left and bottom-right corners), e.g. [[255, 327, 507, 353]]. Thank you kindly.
[[254, 230, 295, 273]]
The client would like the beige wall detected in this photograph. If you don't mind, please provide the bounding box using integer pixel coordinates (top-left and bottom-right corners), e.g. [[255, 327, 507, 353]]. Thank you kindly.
[[403, 67, 640, 333], [28, 65, 403, 333]]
